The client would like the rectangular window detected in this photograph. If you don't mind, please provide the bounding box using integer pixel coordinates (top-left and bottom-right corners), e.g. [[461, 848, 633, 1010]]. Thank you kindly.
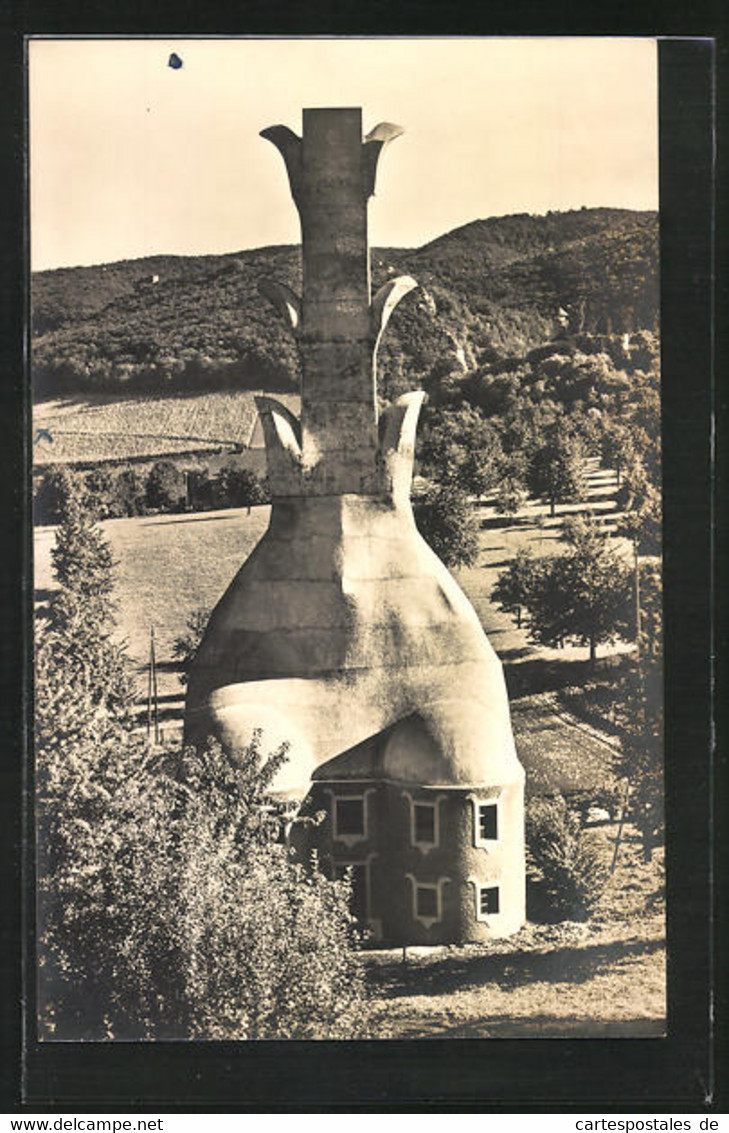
[[478, 803, 498, 841], [335, 797, 364, 837], [416, 885, 438, 920], [414, 803, 436, 845], [479, 885, 500, 916]]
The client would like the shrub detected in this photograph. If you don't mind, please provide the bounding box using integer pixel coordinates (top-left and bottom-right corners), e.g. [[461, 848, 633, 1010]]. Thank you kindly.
[[146, 460, 186, 512], [38, 726, 375, 1040], [613, 656, 664, 861], [114, 467, 148, 517], [215, 465, 270, 510], [172, 607, 211, 685], [83, 467, 117, 519], [413, 483, 479, 567], [417, 405, 503, 496], [33, 467, 84, 526], [525, 794, 609, 922]]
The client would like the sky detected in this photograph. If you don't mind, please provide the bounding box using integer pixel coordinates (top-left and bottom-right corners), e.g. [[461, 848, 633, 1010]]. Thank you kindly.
[[28, 37, 658, 273]]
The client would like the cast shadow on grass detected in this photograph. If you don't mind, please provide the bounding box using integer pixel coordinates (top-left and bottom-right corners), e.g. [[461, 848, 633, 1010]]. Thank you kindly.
[[144, 514, 239, 527], [496, 646, 532, 660], [480, 516, 525, 531], [392, 1013, 666, 1040], [503, 654, 629, 698], [134, 660, 184, 675], [365, 936, 664, 1001], [138, 690, 185, 705]]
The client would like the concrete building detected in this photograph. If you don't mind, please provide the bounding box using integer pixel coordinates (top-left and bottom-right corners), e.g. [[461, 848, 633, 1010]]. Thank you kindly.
[[184, 108, 525, 945]]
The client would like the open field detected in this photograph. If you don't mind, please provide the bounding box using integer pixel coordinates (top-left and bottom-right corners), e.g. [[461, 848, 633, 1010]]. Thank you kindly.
[[34, 459, 629, 795], [365, 831, 665, 1038], [33, 390, 299, 466]]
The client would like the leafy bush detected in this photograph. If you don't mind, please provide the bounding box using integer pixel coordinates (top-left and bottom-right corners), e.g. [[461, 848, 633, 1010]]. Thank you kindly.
[[146, 459, 186, 511], [525, 794, 609, 922], [34, 467, 84, 525], [172, 606, 211, 685], [113, 467, 148, 517], [417, 405, 503, 496], [214, 465, 270, 510], [413, 483, 480, 567], [38, 724, 375, 1039], [613, 656, 664, 861]]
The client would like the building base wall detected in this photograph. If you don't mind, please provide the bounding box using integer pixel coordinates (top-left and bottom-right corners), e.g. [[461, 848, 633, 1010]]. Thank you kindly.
[[292, 775, 525, 946]]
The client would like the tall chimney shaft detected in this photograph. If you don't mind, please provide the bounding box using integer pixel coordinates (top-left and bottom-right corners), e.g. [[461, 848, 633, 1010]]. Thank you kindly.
[[299, 108, 376, 488], [261, 107, 408, 495]]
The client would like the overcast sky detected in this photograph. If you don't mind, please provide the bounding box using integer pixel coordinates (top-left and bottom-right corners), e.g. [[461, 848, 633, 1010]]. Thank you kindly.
[[29, 37, 658, 272]]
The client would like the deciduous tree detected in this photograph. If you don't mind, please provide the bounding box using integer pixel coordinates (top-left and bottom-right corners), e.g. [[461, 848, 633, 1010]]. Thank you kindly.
[[417, 406, 503, 496], [527, 434, 587, 517], [413, 484, 480, 568], [491, 549, 539, 628], [525, 530, 632, 662]]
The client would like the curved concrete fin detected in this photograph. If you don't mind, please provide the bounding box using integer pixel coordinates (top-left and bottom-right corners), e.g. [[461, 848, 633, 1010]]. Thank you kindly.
[[260, 125, 303, 208], [259, 278, 301, 332], [378, 390, 426, 502], [362, 122, 404, 198], [371, 275, 418, 345], [254, 396, 302, 488]]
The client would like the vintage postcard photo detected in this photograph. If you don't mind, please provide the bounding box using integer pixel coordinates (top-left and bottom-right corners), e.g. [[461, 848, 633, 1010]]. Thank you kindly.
[[30, 36, 664, 1042]]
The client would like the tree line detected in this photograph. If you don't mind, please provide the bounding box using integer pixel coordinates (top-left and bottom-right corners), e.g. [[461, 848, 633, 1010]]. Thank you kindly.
[[34, 459, 271, 525]]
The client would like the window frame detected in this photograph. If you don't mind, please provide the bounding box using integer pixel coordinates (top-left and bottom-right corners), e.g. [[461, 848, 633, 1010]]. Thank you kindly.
[[415, 883, 439, 920], [472, 797, 499, 848], [478, 884, 500, 917], [405, 873, 450, 929], [330, 792, 368, 847], [403, 791, 442, 852], [470, 878, 501, 923], [414, 803, 436, 845]]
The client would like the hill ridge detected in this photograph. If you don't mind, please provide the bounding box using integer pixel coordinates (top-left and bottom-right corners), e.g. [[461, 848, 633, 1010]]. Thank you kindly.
[[32, 207, 659, 399]]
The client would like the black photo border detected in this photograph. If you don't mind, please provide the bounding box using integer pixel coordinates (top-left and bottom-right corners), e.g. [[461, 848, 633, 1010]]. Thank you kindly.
[[0, 12, 724, 1114]]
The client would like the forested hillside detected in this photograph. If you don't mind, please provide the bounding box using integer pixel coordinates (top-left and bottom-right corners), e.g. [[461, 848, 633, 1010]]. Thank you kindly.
[[32, 208, 658, 399]]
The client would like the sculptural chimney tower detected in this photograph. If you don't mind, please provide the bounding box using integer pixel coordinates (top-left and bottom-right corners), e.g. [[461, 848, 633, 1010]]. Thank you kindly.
[[255, 108, 417, 497], [185, 109, 526, 945]]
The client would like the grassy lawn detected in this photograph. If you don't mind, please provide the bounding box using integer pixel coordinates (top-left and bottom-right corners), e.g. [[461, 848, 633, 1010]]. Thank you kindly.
[[35, 505, 271, 722], [365, 832, 665, 1038], [33, 459, 634, 791]]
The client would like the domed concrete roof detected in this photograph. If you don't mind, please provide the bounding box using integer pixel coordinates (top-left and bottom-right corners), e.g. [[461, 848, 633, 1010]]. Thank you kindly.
[[312, 696, 522, 790]]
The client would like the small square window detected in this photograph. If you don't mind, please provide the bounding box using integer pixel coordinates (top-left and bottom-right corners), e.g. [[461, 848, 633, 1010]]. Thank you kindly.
[[416, 886, 438, 919], [479, 886, 500, 916], [478, 803, 498, 841], [414, 803, 436, 844], [335, 798, 364, 837]]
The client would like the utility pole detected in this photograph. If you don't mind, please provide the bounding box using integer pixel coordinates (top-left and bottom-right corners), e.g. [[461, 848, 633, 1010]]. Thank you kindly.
[[634, 537, 641, 660], [147, 625, 160, 746]]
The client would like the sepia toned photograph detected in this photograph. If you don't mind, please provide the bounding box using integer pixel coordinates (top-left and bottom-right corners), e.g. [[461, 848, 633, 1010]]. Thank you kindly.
[[30, 36, 664, 1042]]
